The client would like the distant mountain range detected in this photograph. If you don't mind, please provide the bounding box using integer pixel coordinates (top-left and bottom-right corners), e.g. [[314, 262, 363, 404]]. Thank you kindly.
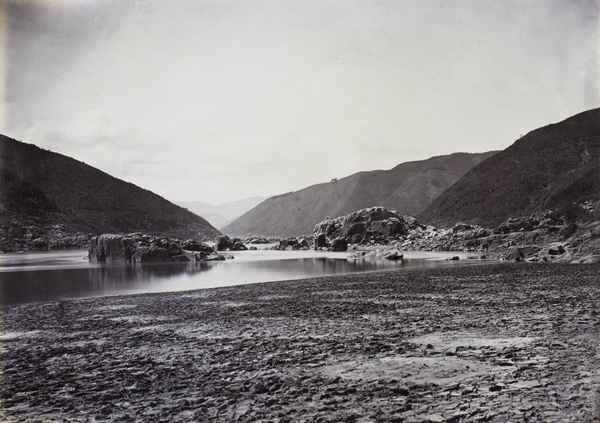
[[176, 197, 265, 229], [221, 151, 497, 237], [419, 108, 600, 228], [0, 135, 220, 251]]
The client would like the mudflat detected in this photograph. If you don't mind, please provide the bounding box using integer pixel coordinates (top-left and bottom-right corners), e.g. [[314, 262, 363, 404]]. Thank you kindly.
[[1, 263, 598, 422]]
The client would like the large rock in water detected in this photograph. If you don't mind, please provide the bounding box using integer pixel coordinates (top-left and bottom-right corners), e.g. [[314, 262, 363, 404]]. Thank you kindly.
[[215, 235, 248, 251], [88, 234, 214, 263], [313, 207, 417, 247]]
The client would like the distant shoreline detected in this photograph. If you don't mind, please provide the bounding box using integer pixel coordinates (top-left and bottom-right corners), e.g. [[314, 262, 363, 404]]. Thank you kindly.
[[1, 263, 598, 422]]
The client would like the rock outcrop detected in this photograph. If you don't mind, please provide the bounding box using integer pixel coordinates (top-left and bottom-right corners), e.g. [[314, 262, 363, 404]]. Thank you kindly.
[[88, 234, 220, 263], [398, 203, 600, 263], [313, 207, 421, 250], [312, 202, 600, 263]]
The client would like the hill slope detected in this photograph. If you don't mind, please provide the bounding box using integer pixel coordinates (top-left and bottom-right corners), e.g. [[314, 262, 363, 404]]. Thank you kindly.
[[419, 108, 600, 228], [0, 135, 220, 251], [222, 152, 496, 237]]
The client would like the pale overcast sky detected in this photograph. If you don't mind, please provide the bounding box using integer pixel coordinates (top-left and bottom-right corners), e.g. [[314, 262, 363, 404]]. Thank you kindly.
[[2, 0, 599, 205]]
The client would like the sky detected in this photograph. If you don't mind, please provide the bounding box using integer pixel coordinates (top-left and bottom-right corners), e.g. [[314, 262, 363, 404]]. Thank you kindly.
[[2, 0, 599, 206]]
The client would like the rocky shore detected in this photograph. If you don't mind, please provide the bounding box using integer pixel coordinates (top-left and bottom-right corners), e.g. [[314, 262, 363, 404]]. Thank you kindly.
[[1, 263, 598, 422], [5, 203, 599, 268], [0, 221, 91, 253], [310, 206, 600, 264]]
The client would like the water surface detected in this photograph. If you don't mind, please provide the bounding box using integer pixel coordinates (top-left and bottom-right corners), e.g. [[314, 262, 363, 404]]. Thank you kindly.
[[0, 248, 486, 306]]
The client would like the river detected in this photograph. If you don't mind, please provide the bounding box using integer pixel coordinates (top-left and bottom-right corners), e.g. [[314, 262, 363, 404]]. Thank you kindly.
[[0, 248, 489, 306]]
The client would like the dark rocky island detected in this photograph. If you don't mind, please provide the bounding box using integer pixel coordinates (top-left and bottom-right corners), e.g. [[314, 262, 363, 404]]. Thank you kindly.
[[88, 234, 222, 263]]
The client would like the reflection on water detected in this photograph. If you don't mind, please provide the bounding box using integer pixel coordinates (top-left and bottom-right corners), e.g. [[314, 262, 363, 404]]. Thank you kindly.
[[0, 250, 482, 306]]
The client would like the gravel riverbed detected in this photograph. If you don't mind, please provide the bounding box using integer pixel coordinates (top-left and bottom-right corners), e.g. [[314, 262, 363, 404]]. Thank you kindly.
[[1, 263, 599, 422]]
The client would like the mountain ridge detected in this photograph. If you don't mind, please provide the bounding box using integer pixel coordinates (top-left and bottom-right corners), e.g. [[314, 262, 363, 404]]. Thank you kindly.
[[419, 108, 600, 228], [222, 151, 497, 237], [0, 135, 221, 251]]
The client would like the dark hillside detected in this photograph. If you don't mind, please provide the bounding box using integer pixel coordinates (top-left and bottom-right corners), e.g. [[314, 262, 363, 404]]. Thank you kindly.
[[222, 151, 496, 237], [0, 135, 220, 251], [419, 108, 600, 228]]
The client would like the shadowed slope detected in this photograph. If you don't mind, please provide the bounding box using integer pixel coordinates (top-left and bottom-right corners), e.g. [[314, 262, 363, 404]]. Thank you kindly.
[[0, 135, 220, 251], [419, 108, 600, 228]]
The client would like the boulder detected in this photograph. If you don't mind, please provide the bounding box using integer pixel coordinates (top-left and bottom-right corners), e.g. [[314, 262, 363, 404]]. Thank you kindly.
[[503, 247, 525, 261], [182, 239, 214, 254], [278, 238, 298, 250], [31, 237, 47, 249], [403, 216, 421, 227], [232, 241, 248, 251], [348, 247, 403, 260], [297, 238, 310, 249], [331, 237, 348, 252], [347, 251, 368, 260], [314, 233, 329, 249], [502, 245, 542, 261], [215, 235, 234, 251], [383, 249, 403, 260], [203, 253, 227, 261]]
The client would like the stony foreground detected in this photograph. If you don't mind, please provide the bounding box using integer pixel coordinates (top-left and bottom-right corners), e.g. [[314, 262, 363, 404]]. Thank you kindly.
[[1, 263, 599, 422]]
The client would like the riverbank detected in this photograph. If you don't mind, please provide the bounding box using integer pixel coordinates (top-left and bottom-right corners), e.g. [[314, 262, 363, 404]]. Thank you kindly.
[[1, 263, 599, 422]]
